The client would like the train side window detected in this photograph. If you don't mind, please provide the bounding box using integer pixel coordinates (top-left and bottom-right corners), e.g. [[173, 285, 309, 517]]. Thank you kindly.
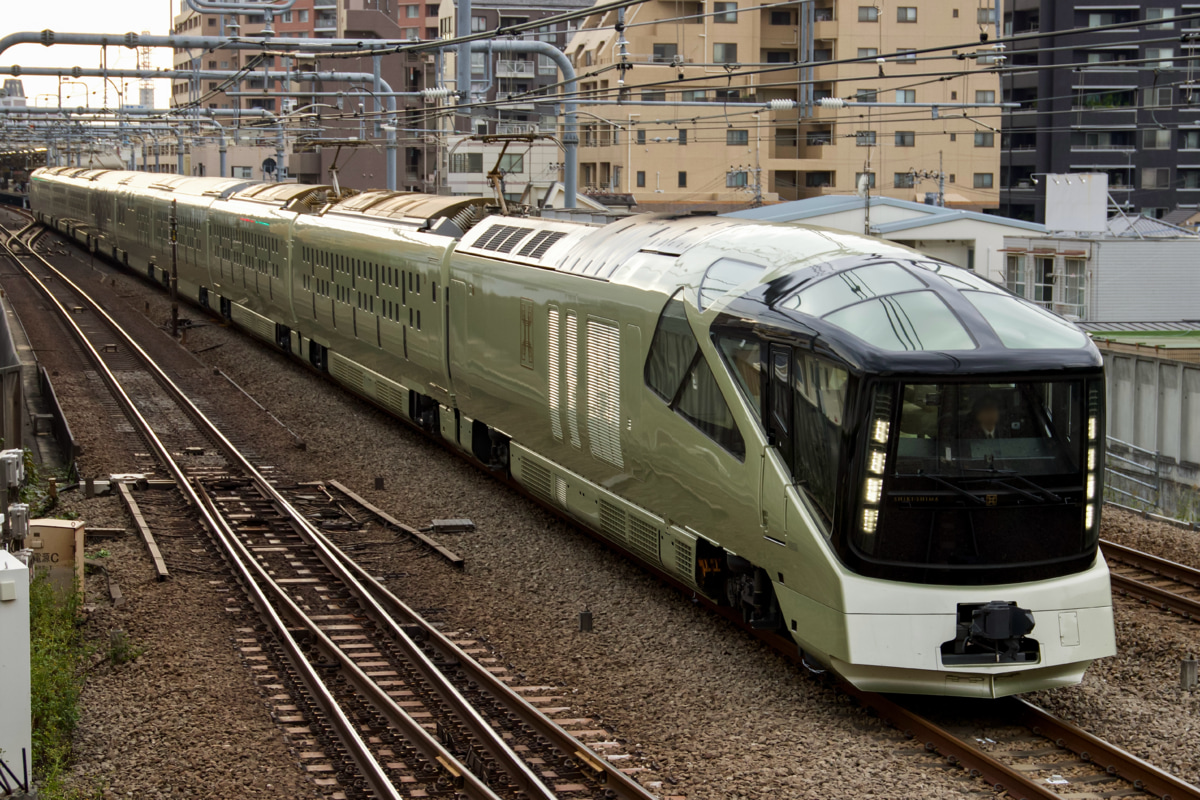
[[675, 357, 745, 460], [647, 292, 745, 460], [768, 344, 794, 467], [645, 291, 698, 400], [716, 335, 764, 419], [792, 354, 849, 525]]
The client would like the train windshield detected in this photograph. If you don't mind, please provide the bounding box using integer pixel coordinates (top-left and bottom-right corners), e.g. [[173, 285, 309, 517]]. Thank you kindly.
[[893, 381, 1085, 477], [847, 378, 1104, 586]]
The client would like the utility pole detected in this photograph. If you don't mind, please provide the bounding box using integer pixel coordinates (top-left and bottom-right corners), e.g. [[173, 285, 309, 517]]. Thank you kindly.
[[939, 151, 945, 207], [169, 199, 179, 337]]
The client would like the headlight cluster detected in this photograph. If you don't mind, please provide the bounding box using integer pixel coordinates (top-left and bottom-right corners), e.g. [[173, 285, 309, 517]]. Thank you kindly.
[[863, 417, 890, 535], [1085, 414, 1098, 531]]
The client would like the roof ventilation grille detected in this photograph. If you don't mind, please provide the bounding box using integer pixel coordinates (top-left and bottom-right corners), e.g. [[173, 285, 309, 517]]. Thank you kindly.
[[517, 230, 568, 259]]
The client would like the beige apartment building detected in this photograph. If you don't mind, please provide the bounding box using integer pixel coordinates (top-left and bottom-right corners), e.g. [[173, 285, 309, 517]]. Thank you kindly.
[[567, 0, 1003, 210]]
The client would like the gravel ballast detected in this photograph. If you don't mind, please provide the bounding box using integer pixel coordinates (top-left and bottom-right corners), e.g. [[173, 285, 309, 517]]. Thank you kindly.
[[11, 224, 1200, 799]]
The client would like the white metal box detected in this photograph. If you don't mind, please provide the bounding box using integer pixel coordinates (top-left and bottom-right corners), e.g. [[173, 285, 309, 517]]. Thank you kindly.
[[0, 550, 32, 783]]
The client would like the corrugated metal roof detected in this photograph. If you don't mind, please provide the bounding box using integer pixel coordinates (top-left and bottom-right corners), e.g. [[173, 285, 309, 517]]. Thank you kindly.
[[724, 195, 1049, 234], [1104, 215, 1200, 238], [1079, 321, 1200, 332]]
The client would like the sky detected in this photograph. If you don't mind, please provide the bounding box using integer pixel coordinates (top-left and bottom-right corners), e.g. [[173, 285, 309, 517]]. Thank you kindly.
[[3, 0, 178, 108]]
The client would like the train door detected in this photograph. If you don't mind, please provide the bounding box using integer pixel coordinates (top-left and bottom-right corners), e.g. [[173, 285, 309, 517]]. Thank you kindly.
[[761, 343, 793, 543], [447, 277, 471, 400]]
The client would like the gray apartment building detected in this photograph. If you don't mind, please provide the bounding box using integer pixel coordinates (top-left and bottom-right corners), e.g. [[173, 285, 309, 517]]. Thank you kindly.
[[1000, 0, 1197, 221], [438, 0, 592, 136]]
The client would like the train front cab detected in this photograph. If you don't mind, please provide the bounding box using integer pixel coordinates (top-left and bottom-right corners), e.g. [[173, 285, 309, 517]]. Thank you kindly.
[[713, 255, 1115, 698]]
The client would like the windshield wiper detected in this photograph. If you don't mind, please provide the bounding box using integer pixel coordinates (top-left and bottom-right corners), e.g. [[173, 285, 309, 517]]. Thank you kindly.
[[895, 471, 986, 505], [963, 467, 1065, 503]]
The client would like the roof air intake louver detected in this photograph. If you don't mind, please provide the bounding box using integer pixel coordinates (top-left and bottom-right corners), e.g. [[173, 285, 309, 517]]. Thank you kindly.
[[494, 227, 532, 253], [517, 230, 568, 259]]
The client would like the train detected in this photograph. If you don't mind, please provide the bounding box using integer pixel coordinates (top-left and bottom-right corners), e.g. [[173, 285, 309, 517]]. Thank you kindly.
[[28, 166, 1115, 698]]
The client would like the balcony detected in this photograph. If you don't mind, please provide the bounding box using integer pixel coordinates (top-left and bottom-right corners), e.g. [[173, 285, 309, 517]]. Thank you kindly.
[[496, 59, 535, 78]]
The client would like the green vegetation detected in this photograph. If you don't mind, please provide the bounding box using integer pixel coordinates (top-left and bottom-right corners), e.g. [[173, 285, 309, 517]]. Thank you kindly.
[[105, 629, 144, 666], [28, 575, 90, 799]]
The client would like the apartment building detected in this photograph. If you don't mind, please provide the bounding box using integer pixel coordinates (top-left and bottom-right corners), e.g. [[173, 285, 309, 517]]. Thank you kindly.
[[564, 0, 1003, 210], [437, 0, 592, 136], [1000, 0, 1198, 221], [169, 0, 435, 189]]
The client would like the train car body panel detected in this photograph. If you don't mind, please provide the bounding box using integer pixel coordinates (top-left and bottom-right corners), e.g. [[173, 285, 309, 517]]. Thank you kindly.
[[29, 167, 1116, 698]]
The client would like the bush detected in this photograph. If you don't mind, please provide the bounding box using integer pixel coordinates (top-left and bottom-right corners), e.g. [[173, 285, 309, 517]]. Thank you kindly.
[[28, 575, 87, 796]]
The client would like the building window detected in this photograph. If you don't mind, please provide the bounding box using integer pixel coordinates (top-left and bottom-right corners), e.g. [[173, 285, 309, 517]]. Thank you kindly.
[[637, 129, 646, 144], [1061, 258, 1086, 318], [1144, 87, 1172, 108], [232, 166, 253, 178], [450, 152, 484, 173], [977, 6, 996, 23], [677, 129, 688, 145], [727, 129, 749, 146], [973, 172, 994, 188], [1033, 257, 1054, 308], [714, 1, 738, 22], [471, 15, 487, 31], [538, 54, 557, 74], [1006, 255, 1026, 297], [1142, 167, 1170, 189], [641, 90, 666, 102], [1146, 48, 1175, 67], [855, 130, 876, 146], [858, 5, 878, 21], [974, 131, 995, 147], [470, 52, 486, 74], [895, 131, 915, 146], [678, 171, 688, 188], [766, 51, 793, 63], [770, 10, 792, 24], [896, 89, 916, 103], [857, 47, 878, 58], [727, 170, 749, 187], [406, 5, 420, 17], [894, 172, 914, 188], [897, 6, 917, 22], [898, 49, 917, 62], [805, 171, 833, 187], [975, 90, 996, 104], [714, 43, 738, 63], [299, 9, 308, 21], [1146, 8, 1176, 29], [636, 171, 646, 188], [1183, 170, 1200, 189], [652, 43, 678, 63], [498, 154, 524, 173], [1143, 129, 1170, 149], [855, 171, 876, 188], [1182, 130, 1200, 149], [856, 88, 877, 103]]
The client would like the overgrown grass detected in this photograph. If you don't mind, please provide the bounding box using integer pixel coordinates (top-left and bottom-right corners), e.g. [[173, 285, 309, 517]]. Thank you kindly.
[[28, 574, 90, 799]]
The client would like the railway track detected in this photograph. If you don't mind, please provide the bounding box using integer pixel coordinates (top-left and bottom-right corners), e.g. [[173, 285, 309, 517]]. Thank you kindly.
[[1103, 539, 1200, 622], [9, 212, 1200, 800], [0, 215, 659, 800]]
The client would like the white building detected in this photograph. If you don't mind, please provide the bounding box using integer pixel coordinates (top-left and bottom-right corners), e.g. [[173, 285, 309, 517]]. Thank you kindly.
[[724, 196, 1048, 285], [1003, 216, 1200, 322], [445, 136, 563, 201]]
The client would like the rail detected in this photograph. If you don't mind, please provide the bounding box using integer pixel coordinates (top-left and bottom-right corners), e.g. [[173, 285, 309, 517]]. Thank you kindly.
[[0, 220, 656, 800], [1102, 538, 1200, 621], [20, 213, 1200, 800]]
